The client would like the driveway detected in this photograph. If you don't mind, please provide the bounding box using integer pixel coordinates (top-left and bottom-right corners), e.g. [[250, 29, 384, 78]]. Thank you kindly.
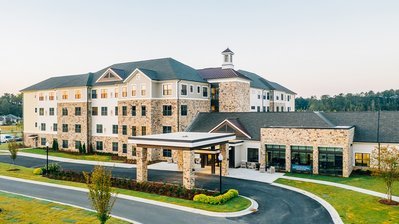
[[0, 155, 333, 224]]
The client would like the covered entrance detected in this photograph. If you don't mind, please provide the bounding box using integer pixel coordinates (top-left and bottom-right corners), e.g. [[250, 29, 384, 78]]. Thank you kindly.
[[129, 132, 235, 189]]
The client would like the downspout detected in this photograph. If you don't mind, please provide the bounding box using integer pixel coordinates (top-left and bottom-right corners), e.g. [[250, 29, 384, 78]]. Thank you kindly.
[[177, 80, 181, 132]]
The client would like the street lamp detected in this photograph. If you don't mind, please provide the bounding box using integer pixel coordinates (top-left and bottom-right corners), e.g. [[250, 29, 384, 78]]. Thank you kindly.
[[218, 153, 223, 194], [45, 141, 50, 175]]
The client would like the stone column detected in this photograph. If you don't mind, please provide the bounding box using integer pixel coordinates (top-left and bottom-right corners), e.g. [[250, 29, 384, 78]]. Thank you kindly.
[[260, 142, 266, 167], [177, 150, 183, 171], [312, 145, 319, 174], [342, 145, 352, 177], [182, 150, 195, 189], [136, 147, 148, 183], [220, 143, 229, 176], [285, 144, 291, 172]]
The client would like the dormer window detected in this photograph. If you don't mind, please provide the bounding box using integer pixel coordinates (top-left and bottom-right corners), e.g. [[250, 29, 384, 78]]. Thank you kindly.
[[104, 72, 116, 79]]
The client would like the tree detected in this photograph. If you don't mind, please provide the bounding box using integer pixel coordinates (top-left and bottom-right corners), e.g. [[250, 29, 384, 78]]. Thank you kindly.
[[52, 139, 59, 151], [84, 166, 117, 224], [82, 143, 86, 154], [8, 140, 19, 169], [371, 145, 399, 205]]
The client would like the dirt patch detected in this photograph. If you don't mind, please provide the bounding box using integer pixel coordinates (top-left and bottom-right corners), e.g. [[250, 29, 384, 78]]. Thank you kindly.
[[7, 168, 20, 171], [379, 199, 399, 206]]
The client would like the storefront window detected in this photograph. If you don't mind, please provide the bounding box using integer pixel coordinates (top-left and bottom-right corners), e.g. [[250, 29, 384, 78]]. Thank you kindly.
[[291, 146, 313, 173], [319, 147, 343, 176], [266, 144, 286, 171], [247, 148, 259, 162]]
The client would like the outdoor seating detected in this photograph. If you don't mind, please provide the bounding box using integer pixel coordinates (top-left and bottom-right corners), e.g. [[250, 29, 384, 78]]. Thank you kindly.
[[240, 161, 247, 168], [167, 157, 173, 163]]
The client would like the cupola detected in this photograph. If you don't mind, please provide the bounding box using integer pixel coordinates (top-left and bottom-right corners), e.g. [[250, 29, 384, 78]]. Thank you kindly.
[[221, 48, 234, 69]]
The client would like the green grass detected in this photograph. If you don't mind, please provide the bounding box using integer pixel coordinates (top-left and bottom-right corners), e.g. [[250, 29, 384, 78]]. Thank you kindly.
[[284, 172, 398, 196], [276, 179, 399, 224], [0, 191, 129, 224], [0, 162, 251, 213], [22, 148, 123, 163]]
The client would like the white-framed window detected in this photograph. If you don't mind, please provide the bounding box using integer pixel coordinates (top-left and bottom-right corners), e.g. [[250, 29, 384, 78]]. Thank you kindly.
[[202, 86, 208, 97], [62, 91, 68, 100], [75, 89, 82, 99], [181, 84, 187, 96], [162, 84, 172, 96], [100, 89, 108, 98], [114, 88, 119, 98], [131, 85, 137, 96], [190, 85, 194, 93], [122, 87, 127, 97], [141, 85, 146, 96], [49, 92, 55, 101], [197, 86, 201, 94]]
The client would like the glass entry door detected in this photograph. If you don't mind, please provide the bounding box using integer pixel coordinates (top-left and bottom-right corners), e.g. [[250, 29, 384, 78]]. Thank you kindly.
[[318, 147, 343, 176], [266, 144, 286, 171]]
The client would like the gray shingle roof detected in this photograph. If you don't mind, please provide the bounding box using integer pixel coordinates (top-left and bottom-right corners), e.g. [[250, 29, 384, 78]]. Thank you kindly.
[[187, 111, 399, 143], [21, 58, 206, 92], [238, 69, 296, 94], [222, 48, 234, 54], [197, 67, 251, 80]]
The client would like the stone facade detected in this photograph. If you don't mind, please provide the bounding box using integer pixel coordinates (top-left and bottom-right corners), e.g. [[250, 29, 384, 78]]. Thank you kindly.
[[182, 150, 195, 189], [90, 136, 119, 153], [136, 147, 148, 182], [220, 143, 229, 176], [260, 127, 355, 177], [218, 81, 250, 112]]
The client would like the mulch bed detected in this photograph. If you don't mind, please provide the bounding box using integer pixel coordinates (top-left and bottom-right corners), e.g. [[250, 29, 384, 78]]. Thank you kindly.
[[7, 168, 20, 171], [379, 199, 399, 206]]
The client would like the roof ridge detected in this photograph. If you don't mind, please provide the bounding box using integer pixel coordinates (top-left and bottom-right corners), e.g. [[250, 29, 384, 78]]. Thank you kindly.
[[314, 111, 336, 127]]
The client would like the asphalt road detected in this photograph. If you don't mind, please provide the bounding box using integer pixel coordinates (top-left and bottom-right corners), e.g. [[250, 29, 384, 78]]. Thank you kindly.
[[0, 155, 334, 224]]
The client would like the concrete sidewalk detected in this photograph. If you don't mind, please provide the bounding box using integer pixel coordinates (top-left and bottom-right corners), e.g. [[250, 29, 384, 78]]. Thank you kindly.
[[280, 176, 399, 202]]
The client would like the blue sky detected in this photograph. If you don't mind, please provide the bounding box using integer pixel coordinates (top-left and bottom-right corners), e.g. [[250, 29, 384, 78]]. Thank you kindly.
[[0, 0, 398, 97]]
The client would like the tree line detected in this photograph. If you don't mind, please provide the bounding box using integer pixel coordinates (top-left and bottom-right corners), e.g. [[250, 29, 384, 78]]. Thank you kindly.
[[295, 89, 399, 112], [0, 93, 23, 117]]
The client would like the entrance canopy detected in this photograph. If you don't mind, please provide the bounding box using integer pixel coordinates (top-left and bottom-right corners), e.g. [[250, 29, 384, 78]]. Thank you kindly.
[[128, 132, 235, 149]]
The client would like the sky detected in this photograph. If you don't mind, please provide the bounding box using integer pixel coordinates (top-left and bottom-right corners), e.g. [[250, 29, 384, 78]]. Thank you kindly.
[[0, 0, 398, 98]]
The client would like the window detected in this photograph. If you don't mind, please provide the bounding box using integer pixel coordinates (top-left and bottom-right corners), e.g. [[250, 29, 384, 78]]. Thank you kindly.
[[197, 86, 201, 93], [122, 87, 127, 97], [181, 84, 187, 95], [190, 85, 194, 93], [114, 88, 119, 98], [39, 108, 44, 116], [263, 94, 266, 100], [224, 54, 229, 62], [62, 124, 68, 132], [75, 107, 81, 116], [35, 122, 37, 127], [247, 148, 259, 162], [122, 125, 127, 135], [62, 140, 68, 149], [263, 106, 266, 112], [62, 108, 68, 116], [163, 126, 172, 133], [112, 142, 118, 152], [162, 84, 172, 96], [267, 92, 270, 100], [355, 153, 370, 167], [281, 94, 284, 101], [266, 144, 286, 171], [75, 124, 81, 133], [287, 95, 291, 102], [141, 106, 146, 116], [267, 106, 270, 112], [122, 144, 127, 153], [122, 106, 127, 116], [291, 146, 313, 173], [251, 106, 255, 110], [163, 149, 172, 157], [75, 90, 81, 99], [202, 87, 208, 97], [75, 141, 81, 150], [112, 125, 118, 134], [141, 126, 146, 135], [141, 85, 146, 96], [96, 141, 103, 151], [132, 147, 136, 156], [257, 106, 260, 112], [62, 91, 68, 100], [101, 107, 108, 116], [91, 90, 97, 99], [131, 126, 137, 136], [181, 105, 187, 116], [115, 106, 118, 116], [92, 107, 98, 116], [163, 105, 172, 116], [49, 92, 55, 101], [101, 89, 108, 98], [288, 107, 291, 112], [41, 138, 46, 146], [96, 124, 103, 133], [258, 95, 261, 99], [131, 85, 137, 96], [40, 123, 46, 131], [276, 107, 279, 112], [131, 106, 136, 116], [276, 95, 279, 101], [281, 106, 284, 112], [53, 123, 57, 132], [35, 108, 37, 113], [49, 108, 55, 116]]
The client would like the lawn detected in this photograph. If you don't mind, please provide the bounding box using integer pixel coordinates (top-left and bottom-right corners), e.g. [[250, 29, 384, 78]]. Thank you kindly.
[[22, 148, 123, 163], [284, 172, 399, 196], [0, 162, 251, 213], [0, 191, 129, 224], [0, 125, 22, 134], [276, 178, 399, 224]]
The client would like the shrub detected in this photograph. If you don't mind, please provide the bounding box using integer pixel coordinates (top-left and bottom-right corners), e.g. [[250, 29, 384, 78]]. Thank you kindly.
[[33, 168, 42, 175], [52, 139, 59, 151], [193, 189, 239, 205], [42, 163, 61, 174]]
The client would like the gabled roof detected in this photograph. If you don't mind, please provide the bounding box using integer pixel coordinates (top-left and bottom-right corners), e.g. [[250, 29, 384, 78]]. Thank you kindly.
[[238, 69, 296, 94], [209, 118, 252, 139], [21, 58, 207, 92], [197, 67, 251, 81], [222, 48, 234, 54], [187, 111, 399, 143]]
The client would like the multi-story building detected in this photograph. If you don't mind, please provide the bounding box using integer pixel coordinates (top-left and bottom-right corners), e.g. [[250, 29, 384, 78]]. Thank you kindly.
[[21, 49, 295, 159]]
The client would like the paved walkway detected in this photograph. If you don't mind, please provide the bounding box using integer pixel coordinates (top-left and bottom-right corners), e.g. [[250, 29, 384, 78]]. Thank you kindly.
[[280, 176, 399, 202]]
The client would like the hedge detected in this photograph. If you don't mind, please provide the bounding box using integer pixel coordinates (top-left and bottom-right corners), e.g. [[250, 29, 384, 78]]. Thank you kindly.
[[193, 189, 239, 205]]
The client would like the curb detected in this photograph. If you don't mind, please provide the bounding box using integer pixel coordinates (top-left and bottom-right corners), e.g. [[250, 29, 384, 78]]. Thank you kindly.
[[0, 175, 257, 218], [0, 189, 139, 224], [271, 183, 343, 224]]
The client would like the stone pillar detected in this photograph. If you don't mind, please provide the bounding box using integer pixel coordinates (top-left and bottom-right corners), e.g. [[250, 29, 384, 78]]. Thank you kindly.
[[260, 143, 266, 167], [136, 147, 148, 183], [182, 150, 195, 189], [220, 143, 229, 176], [342, 145, 352, 177], [285, 144, 291, 172], [177, 150, 183, 171], [313, 145, 319, 174]]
